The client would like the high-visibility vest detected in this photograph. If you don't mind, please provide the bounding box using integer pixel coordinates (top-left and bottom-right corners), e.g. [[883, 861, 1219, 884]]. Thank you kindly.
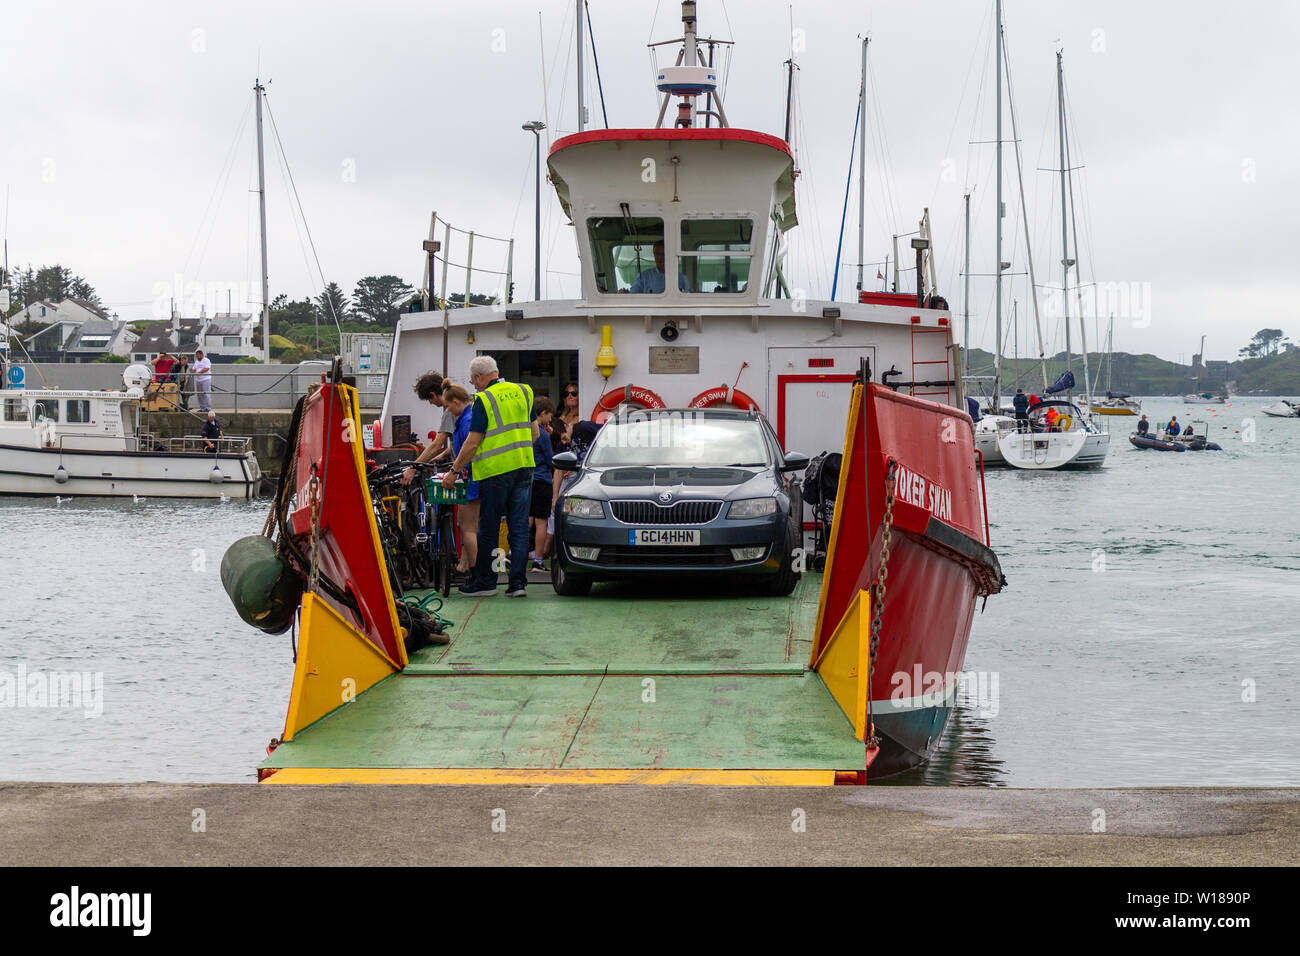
[[470, 379, 535, 480]]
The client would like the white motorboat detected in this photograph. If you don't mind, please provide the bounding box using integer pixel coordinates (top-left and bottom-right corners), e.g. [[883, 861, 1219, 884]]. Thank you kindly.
[[997, 400, 1110, 470], [974, 413, 1015, 465], [1260, 400, 1298, 418], [0, 364, 261, 497]]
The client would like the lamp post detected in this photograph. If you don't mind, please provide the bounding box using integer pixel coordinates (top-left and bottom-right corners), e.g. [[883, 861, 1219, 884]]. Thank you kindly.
[[911, 237, 930, 309], [522, 121, 546, 300]]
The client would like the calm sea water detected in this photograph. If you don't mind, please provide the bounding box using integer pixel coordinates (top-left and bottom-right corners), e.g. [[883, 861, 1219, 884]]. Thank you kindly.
[[1, 396, 1295, 785]]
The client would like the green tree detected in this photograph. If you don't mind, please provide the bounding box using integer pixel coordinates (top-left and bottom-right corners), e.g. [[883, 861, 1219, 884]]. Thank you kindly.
[[11, 264, 101, 308], [1241, 328, 1287, 358], [352, 275, 412, 327], [315, 282, 350, 327], [269, 294, 317, 337]]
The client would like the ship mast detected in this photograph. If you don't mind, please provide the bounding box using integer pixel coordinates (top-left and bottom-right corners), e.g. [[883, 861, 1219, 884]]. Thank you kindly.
[[254, 79, 271, 364], [857, 37, 868, 297], [993, 0, 1003, 410], [1060, 50, 1094, 409], [575, 0, 585, 132], [963, 191, 971, 382], [1056, 51, 1073, 403]]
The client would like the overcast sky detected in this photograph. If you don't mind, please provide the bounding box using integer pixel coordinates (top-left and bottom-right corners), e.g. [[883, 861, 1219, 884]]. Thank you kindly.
[[3, 0, 1296, 362]]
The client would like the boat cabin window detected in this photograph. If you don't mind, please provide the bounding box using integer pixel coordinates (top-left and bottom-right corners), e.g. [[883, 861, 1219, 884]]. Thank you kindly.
[[66, 399, 91, 424], [587, 216, 688, 294], [679, 218, 753, 294], [3, 398, 28, 422], [32, 399, 58, 422]]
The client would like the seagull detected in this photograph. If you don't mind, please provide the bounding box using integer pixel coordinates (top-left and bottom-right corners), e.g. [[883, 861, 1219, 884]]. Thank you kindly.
[[54, 496, 68, 506], [133, 494, 147, 503], [219, 493, 230, 503]]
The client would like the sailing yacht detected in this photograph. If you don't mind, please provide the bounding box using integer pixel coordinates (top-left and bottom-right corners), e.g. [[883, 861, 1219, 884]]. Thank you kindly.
[[997, 46, 1109, 470], [1081, 315, 1140, 416]]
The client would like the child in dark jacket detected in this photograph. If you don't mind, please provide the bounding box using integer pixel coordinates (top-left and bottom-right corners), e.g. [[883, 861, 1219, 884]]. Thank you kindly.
[[529, 397, 556, 569]]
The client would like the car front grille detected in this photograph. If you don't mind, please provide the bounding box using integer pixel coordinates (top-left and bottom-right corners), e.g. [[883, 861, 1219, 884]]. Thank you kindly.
[[595, 546, 746, 567], [608, 499, 723, 525]]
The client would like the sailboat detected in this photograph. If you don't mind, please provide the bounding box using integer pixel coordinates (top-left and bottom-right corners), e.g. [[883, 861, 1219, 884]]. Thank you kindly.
[[968, 2, 1018, 467], [996, 46, 1109, 469], [1082, 314, 1140, 416]]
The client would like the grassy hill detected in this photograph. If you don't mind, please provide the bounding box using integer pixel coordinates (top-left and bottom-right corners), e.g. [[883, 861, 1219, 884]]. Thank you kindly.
[[963, 347, 1298, 396]]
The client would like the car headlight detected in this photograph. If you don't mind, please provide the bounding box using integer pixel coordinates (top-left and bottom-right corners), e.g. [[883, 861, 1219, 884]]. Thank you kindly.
[[727, 497, 777, 519], [564, 496, 605, 519]]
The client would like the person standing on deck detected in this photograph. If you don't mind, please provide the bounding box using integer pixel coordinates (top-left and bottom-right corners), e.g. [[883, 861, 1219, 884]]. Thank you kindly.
[[442, 355, 538, 598], [200, 410, 222, 453], [400, 371, 456, 485], [1167, 416, 1180, 436], [193, 349, 213, 413], [1013, 388, 1029, 432]]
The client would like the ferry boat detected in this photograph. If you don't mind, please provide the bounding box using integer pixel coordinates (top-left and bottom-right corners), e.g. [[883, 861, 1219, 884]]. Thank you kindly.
[[240, 2, 1005, 783], [0, 363, 261, 498]]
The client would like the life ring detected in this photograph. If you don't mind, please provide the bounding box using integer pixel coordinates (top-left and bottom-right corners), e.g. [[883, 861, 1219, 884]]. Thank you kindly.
[[1057, 414, 1072, 431], [687, 385, 760, 412], [591, 384, 668, 423]]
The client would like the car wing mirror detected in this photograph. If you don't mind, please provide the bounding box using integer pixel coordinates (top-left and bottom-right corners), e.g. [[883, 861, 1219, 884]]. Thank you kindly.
[[779, 451, 810, 473], [553, 451, 580, 472]]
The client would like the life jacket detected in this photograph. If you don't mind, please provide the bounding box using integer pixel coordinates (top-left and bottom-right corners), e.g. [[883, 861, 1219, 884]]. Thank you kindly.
[[470, 379, 536, 480]]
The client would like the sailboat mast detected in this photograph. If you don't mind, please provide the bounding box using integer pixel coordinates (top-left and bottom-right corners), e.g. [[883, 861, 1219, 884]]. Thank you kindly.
[[1056, 51, 1072, 401], [1060, 52, 1093, 408], [993, 0, 1004, 409], [857, 37, 868, 296], [963, 191, 971, 382], [254, 79, 271, 364]]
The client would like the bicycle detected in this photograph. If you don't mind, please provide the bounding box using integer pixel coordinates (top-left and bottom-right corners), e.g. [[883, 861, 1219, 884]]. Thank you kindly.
[[368, 459, 460, 596], [366, 460, 420, 594]]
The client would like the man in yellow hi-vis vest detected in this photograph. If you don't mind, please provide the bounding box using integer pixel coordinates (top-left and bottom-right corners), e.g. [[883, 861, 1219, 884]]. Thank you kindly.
[[442, 355, 538, 596]]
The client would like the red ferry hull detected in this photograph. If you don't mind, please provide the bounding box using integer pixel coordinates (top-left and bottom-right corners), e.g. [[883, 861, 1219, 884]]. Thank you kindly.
[[814, 383, 1003, 778]]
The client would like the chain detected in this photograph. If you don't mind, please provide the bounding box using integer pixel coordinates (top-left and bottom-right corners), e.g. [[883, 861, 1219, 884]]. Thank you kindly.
[[307, 470, 322, 594], [866, 460, 897, 750]]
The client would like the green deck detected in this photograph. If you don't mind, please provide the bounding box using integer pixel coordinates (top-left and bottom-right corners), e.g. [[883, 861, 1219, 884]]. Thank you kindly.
[[262, 576, 864, 772]]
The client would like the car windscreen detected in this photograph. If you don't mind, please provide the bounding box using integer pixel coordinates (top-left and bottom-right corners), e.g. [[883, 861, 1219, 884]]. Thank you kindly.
[[585, 415, 771, 468]]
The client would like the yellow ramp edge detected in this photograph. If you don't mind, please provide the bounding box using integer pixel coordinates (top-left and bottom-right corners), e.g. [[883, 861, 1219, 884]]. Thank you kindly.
[[261, 768, 839, 786], [812, 589, 871, 741], [282, 593, 402, 742]]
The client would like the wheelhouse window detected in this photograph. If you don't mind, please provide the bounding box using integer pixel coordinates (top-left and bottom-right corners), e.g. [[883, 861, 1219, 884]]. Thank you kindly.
[[32, 399, 59, 422], [586, 216, 688, 293], [679, 218, 753, 294], [3, 399, 28, 422], [66, 399, 91, 423]]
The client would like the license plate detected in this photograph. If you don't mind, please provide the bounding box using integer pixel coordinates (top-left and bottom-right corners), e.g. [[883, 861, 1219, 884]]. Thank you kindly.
[[630, 529, 700, 546]]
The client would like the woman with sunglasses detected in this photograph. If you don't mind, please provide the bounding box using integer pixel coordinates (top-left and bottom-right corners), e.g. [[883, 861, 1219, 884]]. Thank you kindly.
[[558, 381, 581, 444]]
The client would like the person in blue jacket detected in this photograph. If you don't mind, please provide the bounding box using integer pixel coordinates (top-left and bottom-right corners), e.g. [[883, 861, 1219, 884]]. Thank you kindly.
[[1013, 388, 1029, 431], [1167, 416, 1180, 436]]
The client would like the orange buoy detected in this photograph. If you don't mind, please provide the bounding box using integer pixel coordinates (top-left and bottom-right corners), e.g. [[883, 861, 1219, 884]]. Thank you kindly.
[[590, 384, 668, 423], [687, 384, 760, 412]]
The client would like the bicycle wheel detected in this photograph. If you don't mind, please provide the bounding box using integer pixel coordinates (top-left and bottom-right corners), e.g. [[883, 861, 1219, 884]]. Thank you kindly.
[[437, 507, 457, 598]]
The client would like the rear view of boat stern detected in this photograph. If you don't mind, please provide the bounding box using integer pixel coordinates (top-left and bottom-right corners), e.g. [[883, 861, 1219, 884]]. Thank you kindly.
[[260, 577, 869, 786]]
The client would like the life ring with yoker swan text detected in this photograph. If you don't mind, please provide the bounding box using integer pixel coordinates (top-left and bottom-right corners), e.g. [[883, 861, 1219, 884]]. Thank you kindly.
[[591, 384, 668, 423], [687, 384, 760, 412]]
